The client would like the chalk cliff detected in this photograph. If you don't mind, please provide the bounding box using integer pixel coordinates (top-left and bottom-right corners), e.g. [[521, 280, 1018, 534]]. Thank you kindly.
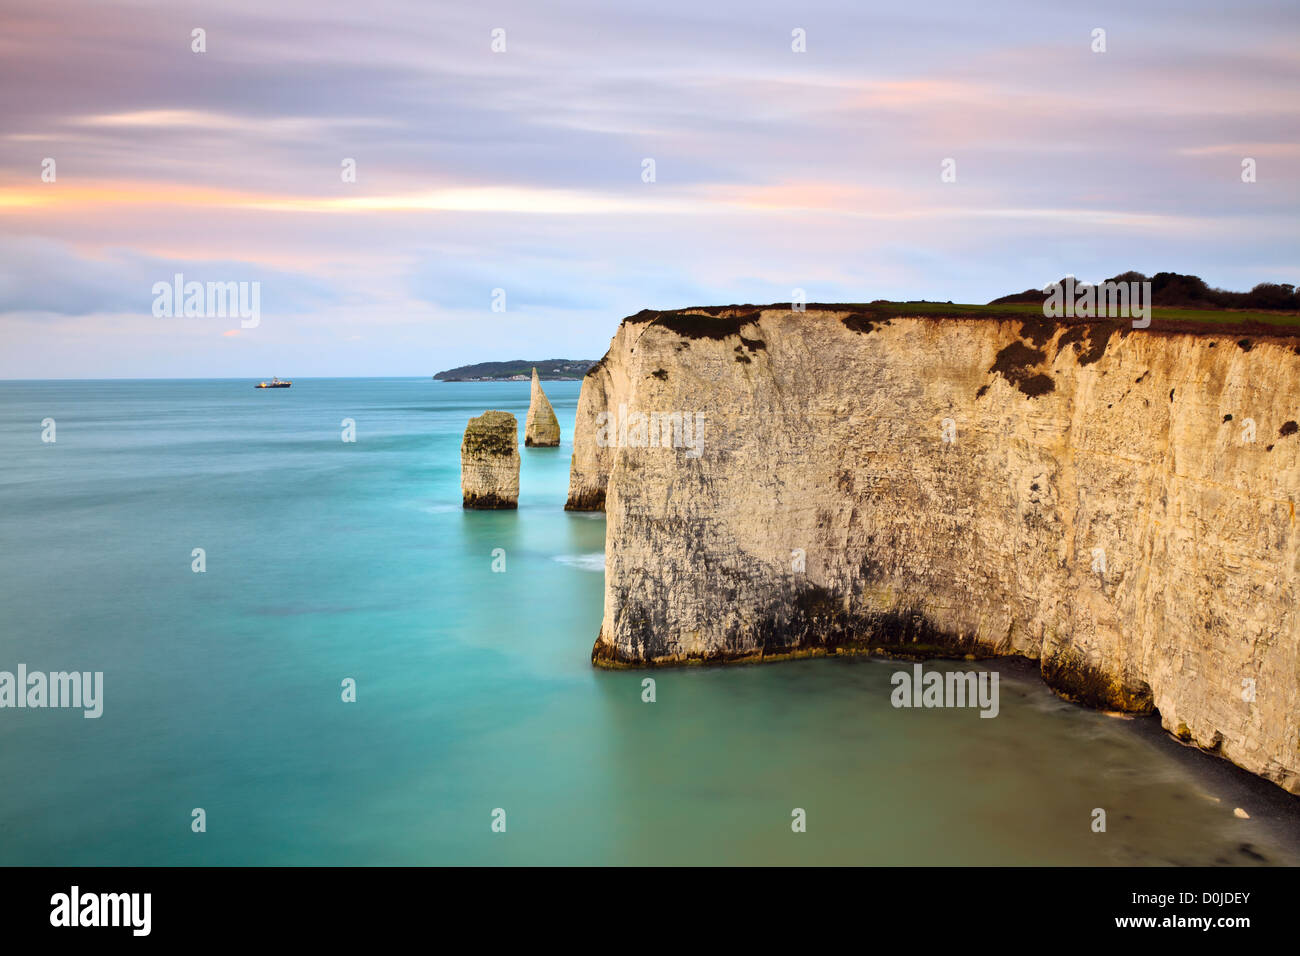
[[461, 410, 520, 509], [525, 368, 561, 447], [569, 306, 1300, 793]]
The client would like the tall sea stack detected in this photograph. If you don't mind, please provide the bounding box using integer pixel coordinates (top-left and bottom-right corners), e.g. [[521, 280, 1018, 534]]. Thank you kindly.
[[461, 410, 519, 509], [525, 367, 561, 447]]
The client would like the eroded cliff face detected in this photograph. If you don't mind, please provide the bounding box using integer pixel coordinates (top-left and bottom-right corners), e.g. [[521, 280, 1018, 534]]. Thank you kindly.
[[571, 307, 1300, 793]]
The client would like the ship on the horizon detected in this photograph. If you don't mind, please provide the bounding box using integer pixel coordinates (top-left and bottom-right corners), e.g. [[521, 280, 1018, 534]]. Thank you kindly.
[[254, 377, 292, 388]]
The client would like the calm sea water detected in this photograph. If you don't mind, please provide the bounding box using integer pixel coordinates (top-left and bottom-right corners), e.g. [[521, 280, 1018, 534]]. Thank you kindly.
[[0, 378, 1294, 865]]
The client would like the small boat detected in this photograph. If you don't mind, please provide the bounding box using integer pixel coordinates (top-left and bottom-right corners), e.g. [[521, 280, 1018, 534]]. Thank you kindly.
[[255, 377, 292, 389]]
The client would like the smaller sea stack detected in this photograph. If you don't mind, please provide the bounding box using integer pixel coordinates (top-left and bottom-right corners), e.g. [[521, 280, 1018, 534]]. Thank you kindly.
[[461, 411, 520, 509], [524, 368, 561, 446]]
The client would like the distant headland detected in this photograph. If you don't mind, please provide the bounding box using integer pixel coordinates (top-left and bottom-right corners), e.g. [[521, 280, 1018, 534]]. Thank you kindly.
[[434, 359, 597, 382]]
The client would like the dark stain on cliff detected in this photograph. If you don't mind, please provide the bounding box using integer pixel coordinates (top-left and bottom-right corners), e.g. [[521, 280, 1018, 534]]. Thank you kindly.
[[619, 308, 661, 327], [1055, 325, 1115, 365], [1016, 374, 1056, 396], [461, 423, 517, 458], [993, 341, 1043, 376], [1019, 316, 1056, 347], [652, 311, 762, 341], [852, 608, 984, 658], [1076, 325, 1115, 365], [1040, 648, 1154, 712], [1281, 421, 1298, 438], [598, 578, 1000, 667], [564, 488, 606, 512], [650, 368, 668, 380], [1238, 339, 1254, 352], [743, 587, 985, 661], [842, 315, 878, 334], [758, 586, 850, 655], [462, 492, 517, 510], [1057, 324, 1087, 354], [991, 341, 1056, 397]]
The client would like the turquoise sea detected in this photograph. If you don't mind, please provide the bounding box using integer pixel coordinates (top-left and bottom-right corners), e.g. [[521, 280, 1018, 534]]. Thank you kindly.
[[0, 378, 1295, 865]]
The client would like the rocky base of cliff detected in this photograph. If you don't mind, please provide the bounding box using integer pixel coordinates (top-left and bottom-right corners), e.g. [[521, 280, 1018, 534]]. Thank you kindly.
[[591, 583, 1155, 712], [564, 489, 606, 511], [462, 492, 519, 510]]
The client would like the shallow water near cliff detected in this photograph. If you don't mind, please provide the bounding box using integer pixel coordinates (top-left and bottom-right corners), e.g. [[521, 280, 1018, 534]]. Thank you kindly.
[[0, 377, 1295, 865]]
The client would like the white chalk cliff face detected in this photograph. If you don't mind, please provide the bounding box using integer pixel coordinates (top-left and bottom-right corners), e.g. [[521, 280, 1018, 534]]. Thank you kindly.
[[525, 367, 561, 447], [568, 307, 1300, 793]]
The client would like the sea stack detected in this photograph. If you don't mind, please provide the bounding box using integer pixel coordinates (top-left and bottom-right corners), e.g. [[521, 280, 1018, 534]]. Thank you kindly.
[[460, 411, 519, 509], [524, 367, 561, 447]]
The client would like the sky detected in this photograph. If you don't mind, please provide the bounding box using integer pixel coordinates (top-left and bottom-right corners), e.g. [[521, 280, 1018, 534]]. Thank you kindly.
[[1, 0, 1297, 378]]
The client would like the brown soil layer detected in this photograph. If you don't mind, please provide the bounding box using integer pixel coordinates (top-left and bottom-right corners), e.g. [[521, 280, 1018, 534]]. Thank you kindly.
[[620, 304, 1300, 343]]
